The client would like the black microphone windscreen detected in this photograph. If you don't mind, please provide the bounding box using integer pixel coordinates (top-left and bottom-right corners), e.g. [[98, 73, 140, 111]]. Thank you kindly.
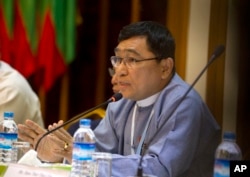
[[213, 45, 225, 59], [109, 92, 123, 102]]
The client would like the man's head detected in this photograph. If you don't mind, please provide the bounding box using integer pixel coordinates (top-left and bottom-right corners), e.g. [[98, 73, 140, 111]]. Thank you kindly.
[[111, 21, 175, 101], [118, 21, 175, 62]]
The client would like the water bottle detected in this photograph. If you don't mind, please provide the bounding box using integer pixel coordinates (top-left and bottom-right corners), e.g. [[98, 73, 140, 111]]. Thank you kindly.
[[213, 131, 242, 177], [70, 119, 96, 177], [0, 112, 18, 163]]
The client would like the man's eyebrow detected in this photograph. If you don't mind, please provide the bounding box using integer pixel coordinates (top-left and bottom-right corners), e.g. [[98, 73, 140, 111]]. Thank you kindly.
[[114, 48, 141, 57]]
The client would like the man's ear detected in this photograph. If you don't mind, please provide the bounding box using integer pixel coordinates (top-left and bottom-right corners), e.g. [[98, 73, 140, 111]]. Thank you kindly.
[[160, 57, 174, 79]]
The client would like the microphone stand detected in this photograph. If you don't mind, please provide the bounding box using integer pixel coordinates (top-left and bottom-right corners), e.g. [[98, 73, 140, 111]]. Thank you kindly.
[[136, 45, 225, 176], [35, 93, 122, 151]]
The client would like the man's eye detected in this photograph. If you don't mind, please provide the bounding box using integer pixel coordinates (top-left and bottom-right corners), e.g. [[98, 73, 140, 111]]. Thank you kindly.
[[127, 58, 136, 63]]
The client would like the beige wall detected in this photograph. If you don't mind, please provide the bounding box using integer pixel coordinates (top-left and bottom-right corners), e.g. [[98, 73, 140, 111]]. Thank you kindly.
[[186, 0, 238, 133], [186, 0, 211, 100]]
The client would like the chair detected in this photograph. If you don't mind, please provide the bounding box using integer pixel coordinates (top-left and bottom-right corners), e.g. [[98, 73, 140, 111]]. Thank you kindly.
[[67, 108, 105, 136]]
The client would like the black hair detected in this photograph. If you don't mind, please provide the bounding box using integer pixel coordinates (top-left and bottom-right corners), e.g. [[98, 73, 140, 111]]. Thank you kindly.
[[118, 21, 175, 61]]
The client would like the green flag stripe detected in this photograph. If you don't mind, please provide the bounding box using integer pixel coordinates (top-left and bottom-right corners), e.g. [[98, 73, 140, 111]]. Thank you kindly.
[[52, 0, 65, 57], [64, 0, 76, 63], [0, 0, 14, 36], [51, 0, 75, 63], [18, 0, 37, 50], [37, 0, 50, 17], [39, 0, 75, 63]]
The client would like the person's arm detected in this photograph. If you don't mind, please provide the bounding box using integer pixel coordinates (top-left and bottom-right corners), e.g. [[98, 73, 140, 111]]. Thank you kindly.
[[0, 86, 27, 124], [95, 98, 214, 177], [0, 72, 44, 128]]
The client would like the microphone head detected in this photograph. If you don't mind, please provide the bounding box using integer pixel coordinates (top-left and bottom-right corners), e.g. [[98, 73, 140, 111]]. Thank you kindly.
[[108, 92, 123, 102], [212, 45, 225, 59]]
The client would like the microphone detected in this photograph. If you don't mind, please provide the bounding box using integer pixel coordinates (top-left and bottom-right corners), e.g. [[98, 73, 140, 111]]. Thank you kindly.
[[136, 45, 225, 176], [34, 92, 123, 151]]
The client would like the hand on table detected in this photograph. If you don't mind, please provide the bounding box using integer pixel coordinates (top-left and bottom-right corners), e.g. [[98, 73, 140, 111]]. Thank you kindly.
[[18, 119, 73, 163], [48, 121, 73, 163]]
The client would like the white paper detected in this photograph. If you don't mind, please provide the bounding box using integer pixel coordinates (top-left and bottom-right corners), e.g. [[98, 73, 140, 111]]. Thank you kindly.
[[4, 163, 70, 177], [17, 149, 42, 166]]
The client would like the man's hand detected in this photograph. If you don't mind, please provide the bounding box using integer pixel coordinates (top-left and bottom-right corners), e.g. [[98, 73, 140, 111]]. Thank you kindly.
[[18, 119, 72, 163]]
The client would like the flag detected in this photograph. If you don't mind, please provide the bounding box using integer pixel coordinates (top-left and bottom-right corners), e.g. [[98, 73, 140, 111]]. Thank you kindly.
[[37, 0, 76, 91], [0, 0, 76, 91], [0, 0, 14, 63], [12, 0, 37, 78]]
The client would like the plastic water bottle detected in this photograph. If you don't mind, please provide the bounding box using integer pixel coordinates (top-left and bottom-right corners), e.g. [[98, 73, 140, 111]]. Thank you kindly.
[[0, 112, 18, 163], [213, 131, 242, 177], [70, 119, 96, 177]]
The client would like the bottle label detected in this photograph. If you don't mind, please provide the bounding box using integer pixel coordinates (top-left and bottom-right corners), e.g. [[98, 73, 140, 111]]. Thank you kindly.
[[214, 159, 230, 177], [0, 132, 18, 149], [0, 132, 17, 162], [72, 142, 96, 161]]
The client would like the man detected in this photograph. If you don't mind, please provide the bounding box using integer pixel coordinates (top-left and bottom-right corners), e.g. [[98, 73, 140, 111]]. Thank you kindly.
[[109, 67, 119, 93], [18, 21, 220, 177], [0, 60, 44, 127]]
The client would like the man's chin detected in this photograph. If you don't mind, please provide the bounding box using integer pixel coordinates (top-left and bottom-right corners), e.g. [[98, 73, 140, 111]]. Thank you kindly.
[[121, 93, 138, 101]]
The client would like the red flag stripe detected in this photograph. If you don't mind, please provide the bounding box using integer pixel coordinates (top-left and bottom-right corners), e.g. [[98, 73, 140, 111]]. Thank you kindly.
[[12, 2, 36, 78], [37, 12, 66, 91], [0, 7, 12, 63]]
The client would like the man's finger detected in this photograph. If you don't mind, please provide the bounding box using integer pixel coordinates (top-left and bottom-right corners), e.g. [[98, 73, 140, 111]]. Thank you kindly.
[[25, 119, 46, 134]]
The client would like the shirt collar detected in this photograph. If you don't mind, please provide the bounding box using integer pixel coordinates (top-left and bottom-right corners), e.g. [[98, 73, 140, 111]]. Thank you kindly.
[[136, 92, 160, 107]]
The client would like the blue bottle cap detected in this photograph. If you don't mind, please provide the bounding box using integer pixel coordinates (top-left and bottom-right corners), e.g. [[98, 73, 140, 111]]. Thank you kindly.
[[79, 119, 91, 126], [223, 131, 236, 140], [3, 112, 14, 118]]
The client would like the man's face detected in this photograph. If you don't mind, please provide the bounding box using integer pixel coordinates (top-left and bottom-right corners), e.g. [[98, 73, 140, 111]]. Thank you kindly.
[[114, 36, 171, 101]]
